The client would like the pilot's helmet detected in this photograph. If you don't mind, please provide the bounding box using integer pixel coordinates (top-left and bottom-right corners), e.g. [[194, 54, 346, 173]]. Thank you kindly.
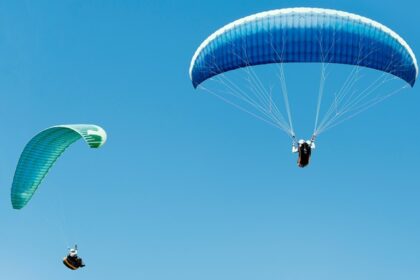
[[69, 248, 78, 257], [298, 139, 305, 145]]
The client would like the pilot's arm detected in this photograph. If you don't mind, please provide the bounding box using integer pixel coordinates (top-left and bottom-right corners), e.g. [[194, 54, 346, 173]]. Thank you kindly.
[[306, 140, 315, 149]]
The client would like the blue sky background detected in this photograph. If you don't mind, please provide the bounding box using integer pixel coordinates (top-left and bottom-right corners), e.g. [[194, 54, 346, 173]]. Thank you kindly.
[[0, 0, 418, 279]]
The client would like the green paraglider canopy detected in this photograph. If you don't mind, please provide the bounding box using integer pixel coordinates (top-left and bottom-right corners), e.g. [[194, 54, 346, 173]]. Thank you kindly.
[[11, 124, 107, 209]]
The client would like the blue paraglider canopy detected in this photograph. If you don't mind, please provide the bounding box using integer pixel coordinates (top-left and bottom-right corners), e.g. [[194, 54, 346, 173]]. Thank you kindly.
[[189, 8, 418, 140], [190, 8, 418, 88]]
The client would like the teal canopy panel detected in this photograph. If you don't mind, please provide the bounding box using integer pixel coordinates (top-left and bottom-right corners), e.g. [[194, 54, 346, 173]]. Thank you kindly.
[[11, 124, 107, 209]]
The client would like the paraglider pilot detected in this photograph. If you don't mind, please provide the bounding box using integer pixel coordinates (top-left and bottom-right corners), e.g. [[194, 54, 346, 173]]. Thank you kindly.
[[292, 136, 316, 168], [63, 245, 85, 270]]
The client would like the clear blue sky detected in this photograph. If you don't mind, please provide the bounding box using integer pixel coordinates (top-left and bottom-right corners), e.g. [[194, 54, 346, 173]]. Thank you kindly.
[[0, 0, 419, 279]]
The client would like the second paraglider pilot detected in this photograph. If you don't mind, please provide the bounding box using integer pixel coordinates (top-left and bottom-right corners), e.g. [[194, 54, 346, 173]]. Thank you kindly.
[[63, 245, 85, 270]]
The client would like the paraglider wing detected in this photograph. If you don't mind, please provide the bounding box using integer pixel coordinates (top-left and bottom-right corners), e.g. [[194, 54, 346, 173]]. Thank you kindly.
[[189, 7, 418, 88], [11, 124, 107, 209]]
